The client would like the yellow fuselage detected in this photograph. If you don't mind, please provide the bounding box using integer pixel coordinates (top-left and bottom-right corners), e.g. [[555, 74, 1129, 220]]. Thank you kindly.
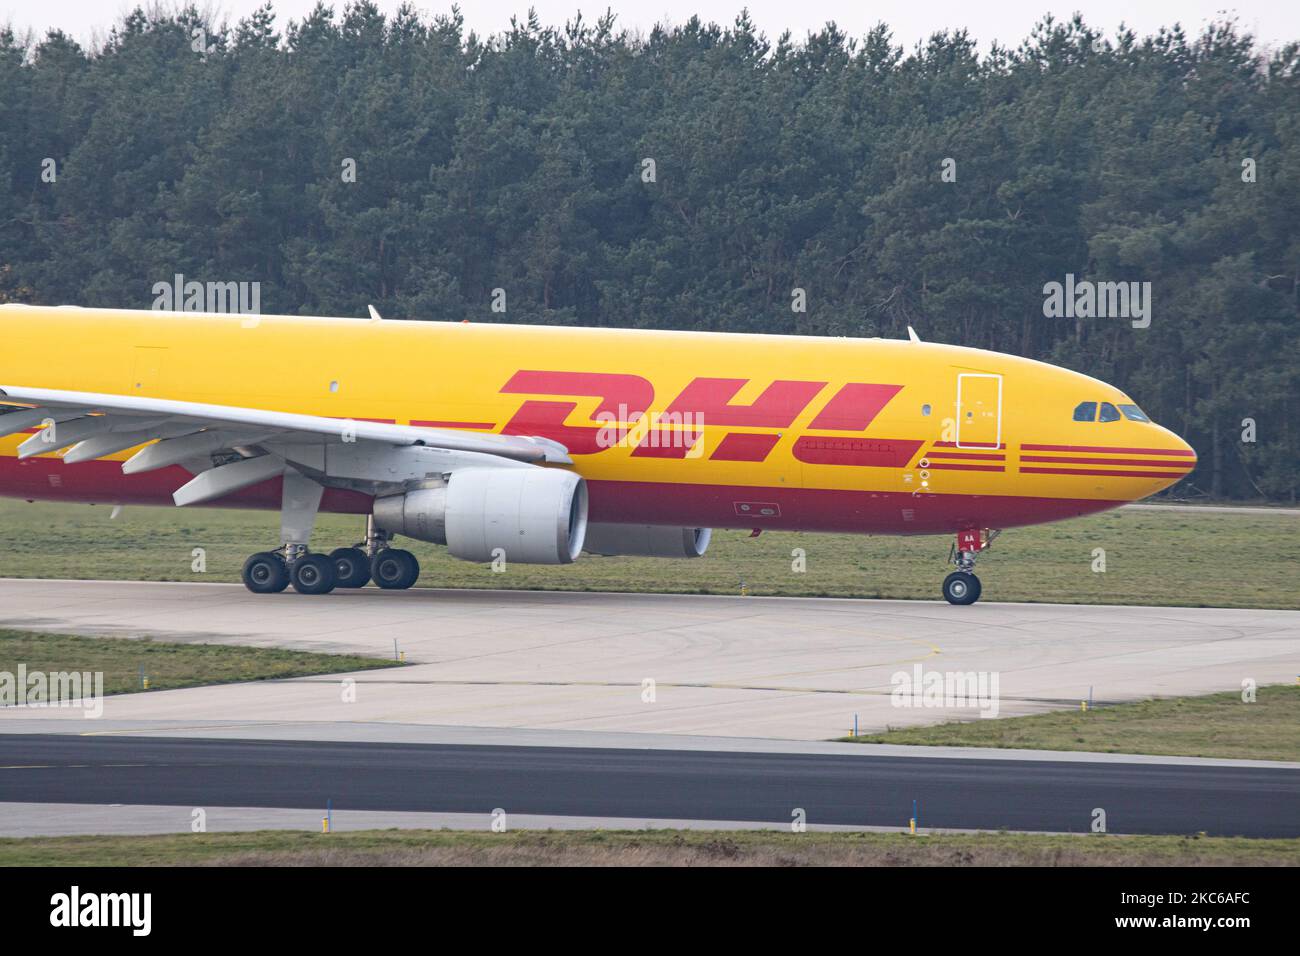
[[0, 306, 1196, 534]]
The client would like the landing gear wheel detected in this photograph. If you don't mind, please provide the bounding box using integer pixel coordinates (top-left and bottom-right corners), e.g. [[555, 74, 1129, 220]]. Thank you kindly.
[[242, 552, 289, 594], [330, 547, 371, 588], [942, 571, 981, 605], [290, 553, 337, 595], [371, 549, 420, 590]]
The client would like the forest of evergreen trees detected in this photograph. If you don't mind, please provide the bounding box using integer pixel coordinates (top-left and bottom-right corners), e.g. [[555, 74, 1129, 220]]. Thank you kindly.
[[1, 4, 1296, 499]]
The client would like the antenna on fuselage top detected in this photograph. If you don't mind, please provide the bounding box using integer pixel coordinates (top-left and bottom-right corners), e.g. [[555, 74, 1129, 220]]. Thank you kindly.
[[907, 325, 921, 343], [367, 305, 382, 322]]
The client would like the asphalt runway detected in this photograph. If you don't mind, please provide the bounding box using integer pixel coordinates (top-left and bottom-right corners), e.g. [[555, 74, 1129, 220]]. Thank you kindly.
[[0, 734, 1295, 836], [1, 579, 1296, 739]]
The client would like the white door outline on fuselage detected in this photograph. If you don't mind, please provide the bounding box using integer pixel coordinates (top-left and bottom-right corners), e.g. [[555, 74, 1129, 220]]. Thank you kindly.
[[955, 372, 1003, 450]]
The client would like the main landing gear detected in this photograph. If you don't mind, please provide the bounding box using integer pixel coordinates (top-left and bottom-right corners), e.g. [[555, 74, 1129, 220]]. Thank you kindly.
[[238, 470, 421, 595], [242, 546, 341, 595], [942, 528, 998, 606]]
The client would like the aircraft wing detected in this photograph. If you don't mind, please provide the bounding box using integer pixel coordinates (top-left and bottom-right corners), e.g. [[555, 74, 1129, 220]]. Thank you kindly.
[[0, 385, 571, 505]]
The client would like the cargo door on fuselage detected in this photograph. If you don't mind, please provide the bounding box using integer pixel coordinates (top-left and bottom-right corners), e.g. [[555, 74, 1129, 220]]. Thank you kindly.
[[955, 372, 1002, 449]]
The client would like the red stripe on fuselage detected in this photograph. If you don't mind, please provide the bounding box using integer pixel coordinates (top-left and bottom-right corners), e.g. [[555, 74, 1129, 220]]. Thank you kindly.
[[583, 479, 1120, 533], [926, 451, 1005, 461], [1021, 466, 1193, 479], [0, 455, 1126, 535], [1021, 443, 1194, 456], [1021, 455, 1190, 468]]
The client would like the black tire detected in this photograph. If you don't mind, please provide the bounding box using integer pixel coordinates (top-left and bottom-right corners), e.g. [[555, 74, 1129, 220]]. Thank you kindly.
[[290, 553, 337, 595], [330, 547, 371, 588], [942, 571, 982, 605], [371, 548, 420, 590], [242, 552, 289, 594]]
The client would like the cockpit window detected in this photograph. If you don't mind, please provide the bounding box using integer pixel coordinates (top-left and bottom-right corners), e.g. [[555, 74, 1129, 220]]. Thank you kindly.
[[1098, 402, 1121, 423], [1119, 404, 1150, 423], [1072, 401, 1097, 422]]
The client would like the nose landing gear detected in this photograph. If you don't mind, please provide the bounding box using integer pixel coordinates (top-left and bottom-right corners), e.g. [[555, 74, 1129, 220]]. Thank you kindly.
[[942, 528, 998, 605], [942, 569, 981, 605]]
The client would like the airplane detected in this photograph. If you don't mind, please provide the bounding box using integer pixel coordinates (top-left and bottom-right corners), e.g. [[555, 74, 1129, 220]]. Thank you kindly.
[[0, 304, 1196, 604]]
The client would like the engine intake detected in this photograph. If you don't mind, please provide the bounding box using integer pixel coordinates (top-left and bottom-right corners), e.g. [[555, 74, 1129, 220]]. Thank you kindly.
[[374, 467, 587, 565], [583, 523, 711, 558]]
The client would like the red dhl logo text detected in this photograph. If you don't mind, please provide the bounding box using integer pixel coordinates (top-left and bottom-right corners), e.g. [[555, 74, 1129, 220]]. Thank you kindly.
[[498, 371, 914, 466]]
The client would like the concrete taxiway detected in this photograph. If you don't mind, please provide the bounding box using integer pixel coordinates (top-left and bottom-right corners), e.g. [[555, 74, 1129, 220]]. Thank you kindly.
[[1, 579, 1296, 740]]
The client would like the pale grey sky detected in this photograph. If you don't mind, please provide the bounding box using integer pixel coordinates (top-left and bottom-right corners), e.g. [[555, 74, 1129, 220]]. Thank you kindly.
[[1, 1, 1295, 51]]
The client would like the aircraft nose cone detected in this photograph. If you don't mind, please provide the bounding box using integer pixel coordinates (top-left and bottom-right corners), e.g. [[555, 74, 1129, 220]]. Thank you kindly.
[[1156, 431, 1197, 491]]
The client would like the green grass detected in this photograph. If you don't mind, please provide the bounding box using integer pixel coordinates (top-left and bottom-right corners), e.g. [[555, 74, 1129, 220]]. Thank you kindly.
[[843, 684, 1300, 761], [0, 828, 1293, 866], [0, 628, 395, 697], [0, 498, 1296, 608]]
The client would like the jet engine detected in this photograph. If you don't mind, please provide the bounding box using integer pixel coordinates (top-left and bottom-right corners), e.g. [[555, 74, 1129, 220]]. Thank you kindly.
[[373, 467, 587, 564], [583, 523, 712, 558]]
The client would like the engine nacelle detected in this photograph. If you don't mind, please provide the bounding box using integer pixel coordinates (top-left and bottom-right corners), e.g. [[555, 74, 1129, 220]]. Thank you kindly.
[[583, 523, 712, 558], [373, 467, 587, 565]]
